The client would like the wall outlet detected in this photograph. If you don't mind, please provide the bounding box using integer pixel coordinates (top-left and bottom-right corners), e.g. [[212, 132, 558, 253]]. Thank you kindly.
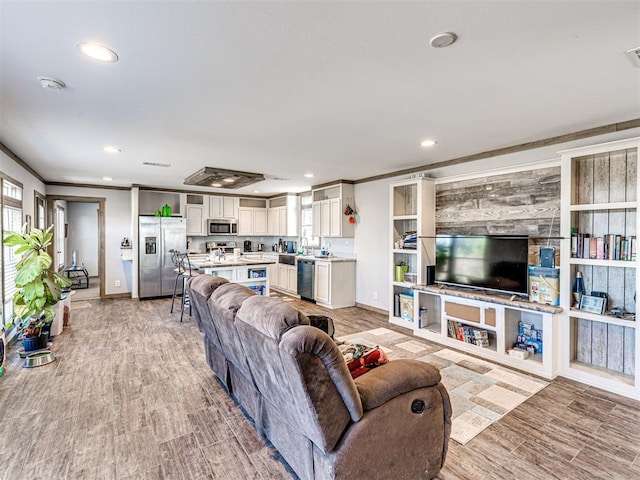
[[373, 291, 378, 300], [115, 280, 121, 287]]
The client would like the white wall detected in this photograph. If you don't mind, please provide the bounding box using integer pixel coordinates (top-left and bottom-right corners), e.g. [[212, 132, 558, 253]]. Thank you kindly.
[[46, 185, 133, 295], [66, 202, 99, 275]]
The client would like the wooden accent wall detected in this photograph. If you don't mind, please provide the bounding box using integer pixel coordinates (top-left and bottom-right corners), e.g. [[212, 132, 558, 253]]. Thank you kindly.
[[435, 166, 561, 264]]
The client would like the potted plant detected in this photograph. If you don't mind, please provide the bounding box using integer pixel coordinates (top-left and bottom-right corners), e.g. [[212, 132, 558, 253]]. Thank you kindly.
[[2, 225, 71, 351]]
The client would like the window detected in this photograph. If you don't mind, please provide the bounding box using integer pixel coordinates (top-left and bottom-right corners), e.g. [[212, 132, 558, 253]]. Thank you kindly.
[[1, 174, 23, 328]]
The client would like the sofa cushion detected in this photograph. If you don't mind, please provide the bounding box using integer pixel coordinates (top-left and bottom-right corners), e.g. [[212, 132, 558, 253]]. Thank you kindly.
[[354, 359, 442, 411], [238, 295, 310, 339]]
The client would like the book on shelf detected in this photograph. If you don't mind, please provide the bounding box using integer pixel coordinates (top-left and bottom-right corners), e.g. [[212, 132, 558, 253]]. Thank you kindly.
[[571, 232, 636, 261]]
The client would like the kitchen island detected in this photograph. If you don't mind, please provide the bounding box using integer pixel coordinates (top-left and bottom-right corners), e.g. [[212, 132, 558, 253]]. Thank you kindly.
[[189, 255, 276, 296]]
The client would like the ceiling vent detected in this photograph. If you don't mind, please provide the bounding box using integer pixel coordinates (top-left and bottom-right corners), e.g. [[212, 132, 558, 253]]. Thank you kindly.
[[143, 161, 171, 167], [625, 47, 640, 68], [184, 167, 265, 189]]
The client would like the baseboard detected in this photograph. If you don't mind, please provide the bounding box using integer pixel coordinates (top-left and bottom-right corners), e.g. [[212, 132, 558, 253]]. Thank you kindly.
[[355, 302, 388, 316], [103, 292, 132, 299]]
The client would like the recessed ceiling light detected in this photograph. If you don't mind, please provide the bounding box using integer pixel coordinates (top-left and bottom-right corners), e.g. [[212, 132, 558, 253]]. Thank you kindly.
[[304, 173, 315, 178], [102, 176, 113, 181], [211, 183, 223, 188], [77, 42, 119, 63], [253, 190, 260, 193], [103, 146, 121, 154], [223, 177, 236, 183], [420, 139, 438, 147], [430, 32, 457, 48]]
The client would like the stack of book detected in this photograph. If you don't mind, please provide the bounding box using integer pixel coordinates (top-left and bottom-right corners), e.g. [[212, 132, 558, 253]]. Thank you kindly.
[[446, 320, 490, 347], [571, 232, 636, 261]]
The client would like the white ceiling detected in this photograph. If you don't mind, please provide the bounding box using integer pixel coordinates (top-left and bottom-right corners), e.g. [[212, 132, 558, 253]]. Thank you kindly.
[[1, 1, 639, 195]]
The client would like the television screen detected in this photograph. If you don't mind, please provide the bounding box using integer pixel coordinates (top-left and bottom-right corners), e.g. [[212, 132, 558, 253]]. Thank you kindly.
[[435, 235, 529, 295]]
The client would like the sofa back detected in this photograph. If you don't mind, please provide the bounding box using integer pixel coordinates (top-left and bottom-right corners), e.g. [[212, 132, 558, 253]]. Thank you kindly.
[[236, 296, 363, 453], [207, 283, 257, 374], [188, 275, 229, 336]]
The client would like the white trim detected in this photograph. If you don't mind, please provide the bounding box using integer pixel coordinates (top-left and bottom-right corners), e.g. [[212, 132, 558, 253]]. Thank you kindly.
[[434, 157, 561, 185], [557, 136, 640, 156]]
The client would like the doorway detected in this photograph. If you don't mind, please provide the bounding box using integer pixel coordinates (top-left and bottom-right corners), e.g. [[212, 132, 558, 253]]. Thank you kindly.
[[47, 195, 106, 300]]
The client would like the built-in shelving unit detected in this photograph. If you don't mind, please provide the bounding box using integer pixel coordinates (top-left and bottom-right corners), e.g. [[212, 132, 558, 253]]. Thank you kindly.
[[559, 137, 640, 399], [413, 287, 561, 379], [389, 177, 435, 329]]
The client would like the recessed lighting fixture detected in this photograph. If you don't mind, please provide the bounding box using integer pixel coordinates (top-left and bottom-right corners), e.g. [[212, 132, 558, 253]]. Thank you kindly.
[[103, 146, 121, 154], [304, 173, 315, 178], [77, 42, 119, 63], [102, 176, 113, 181], [430, 32, 457, 48], [211, 183, 223, 188], [420, 139, 438, 147], [222, 177, 236, 183], [37, 77, 65, 90], [253, 190, 260, 194]]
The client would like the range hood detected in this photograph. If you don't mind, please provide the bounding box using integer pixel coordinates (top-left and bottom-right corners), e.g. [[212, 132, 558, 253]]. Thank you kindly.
[[184, 167, 265, 189]]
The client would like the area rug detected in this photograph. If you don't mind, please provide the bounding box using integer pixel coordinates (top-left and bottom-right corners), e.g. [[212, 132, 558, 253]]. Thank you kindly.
[[338, 328, 549, 445]]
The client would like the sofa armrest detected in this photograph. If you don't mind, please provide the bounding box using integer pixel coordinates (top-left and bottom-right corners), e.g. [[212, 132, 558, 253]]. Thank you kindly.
[[354, 359, 441, 411]]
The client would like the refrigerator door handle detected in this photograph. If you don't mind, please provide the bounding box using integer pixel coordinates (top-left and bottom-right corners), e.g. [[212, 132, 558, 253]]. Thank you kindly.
[[160, 226, 164, 267]]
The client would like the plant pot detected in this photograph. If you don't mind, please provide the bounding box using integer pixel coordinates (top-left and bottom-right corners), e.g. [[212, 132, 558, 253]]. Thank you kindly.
[[23, 334, 48, 352]]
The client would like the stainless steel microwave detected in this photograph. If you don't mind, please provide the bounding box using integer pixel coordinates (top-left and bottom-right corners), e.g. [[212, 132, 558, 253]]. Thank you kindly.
[[207, 219, 238, 235]]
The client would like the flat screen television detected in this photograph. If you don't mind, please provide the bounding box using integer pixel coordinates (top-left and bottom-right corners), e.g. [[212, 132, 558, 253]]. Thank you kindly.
[[435, 235, 529, 296]]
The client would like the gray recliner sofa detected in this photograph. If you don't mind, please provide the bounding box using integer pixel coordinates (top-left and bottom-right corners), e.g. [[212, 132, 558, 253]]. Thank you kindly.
[[187, 277, 451, 479]]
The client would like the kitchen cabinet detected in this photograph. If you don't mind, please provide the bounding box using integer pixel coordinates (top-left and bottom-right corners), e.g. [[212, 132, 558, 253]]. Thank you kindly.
[[186, 204, 206, 236], [238, 207, 267, 236], [276, 263, 297, 293], [268, 195, 300, 236], [314, 260, 355, 309], [311, 183, 355, 238], [210, 196, 239, 219], [559, 137, 640, 399]]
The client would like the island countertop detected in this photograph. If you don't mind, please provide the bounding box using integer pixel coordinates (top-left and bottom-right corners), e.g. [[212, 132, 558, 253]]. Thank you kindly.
[[188, 254, 276, 269]]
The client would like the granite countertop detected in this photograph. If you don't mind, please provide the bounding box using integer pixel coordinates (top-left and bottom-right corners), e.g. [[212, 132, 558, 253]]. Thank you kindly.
[[414, 284, 563, 314], [295, 254, 356, 263], [189, 255, 276, 268], [241, 252, 356, 263]]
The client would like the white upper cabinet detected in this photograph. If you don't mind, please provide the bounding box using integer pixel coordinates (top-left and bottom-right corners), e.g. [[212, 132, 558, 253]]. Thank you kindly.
[[311, 183, 355, 238], [267, 195, 300, 237], [209, 196, 239, 219]]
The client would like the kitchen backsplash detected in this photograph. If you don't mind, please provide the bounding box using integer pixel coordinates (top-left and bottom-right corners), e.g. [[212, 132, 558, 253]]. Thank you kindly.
[[187, 235, 356, 257]]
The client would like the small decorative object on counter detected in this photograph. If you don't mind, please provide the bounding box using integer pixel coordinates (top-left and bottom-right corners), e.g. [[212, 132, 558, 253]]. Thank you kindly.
[[161, 204, 172, 217], [572, 271, 585, 307], [120, 237, 130, 247]]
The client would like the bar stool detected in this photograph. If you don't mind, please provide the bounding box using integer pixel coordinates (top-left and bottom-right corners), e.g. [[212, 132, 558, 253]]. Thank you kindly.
[[170, 252, 200, 322]]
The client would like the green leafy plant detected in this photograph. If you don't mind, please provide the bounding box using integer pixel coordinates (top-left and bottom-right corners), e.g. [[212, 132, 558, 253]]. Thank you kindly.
[[2, 225, 71, 337]]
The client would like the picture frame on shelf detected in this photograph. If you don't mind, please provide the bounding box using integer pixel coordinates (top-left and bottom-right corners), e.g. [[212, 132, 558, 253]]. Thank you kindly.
[[578, 295, 606, 315]]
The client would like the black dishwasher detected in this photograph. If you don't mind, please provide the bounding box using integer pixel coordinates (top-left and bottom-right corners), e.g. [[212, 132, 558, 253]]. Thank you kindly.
[[297, 259, 315, 302]]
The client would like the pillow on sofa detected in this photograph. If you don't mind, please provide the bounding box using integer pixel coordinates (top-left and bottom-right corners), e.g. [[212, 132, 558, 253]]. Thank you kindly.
[[337, 342, 388, 379]]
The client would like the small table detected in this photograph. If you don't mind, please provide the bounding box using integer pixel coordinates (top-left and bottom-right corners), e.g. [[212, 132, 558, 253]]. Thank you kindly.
[[64, 265, 89, 289]]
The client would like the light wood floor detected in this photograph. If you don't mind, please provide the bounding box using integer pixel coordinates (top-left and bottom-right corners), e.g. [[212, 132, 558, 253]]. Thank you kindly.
[[1, 296, 639, 479]]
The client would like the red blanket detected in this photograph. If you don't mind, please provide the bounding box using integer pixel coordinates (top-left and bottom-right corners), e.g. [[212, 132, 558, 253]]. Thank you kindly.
[[338, 342, 389, 379]]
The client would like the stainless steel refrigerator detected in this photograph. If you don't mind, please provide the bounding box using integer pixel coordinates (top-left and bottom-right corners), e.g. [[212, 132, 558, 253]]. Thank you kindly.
[[138, 216, 187, 298]]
